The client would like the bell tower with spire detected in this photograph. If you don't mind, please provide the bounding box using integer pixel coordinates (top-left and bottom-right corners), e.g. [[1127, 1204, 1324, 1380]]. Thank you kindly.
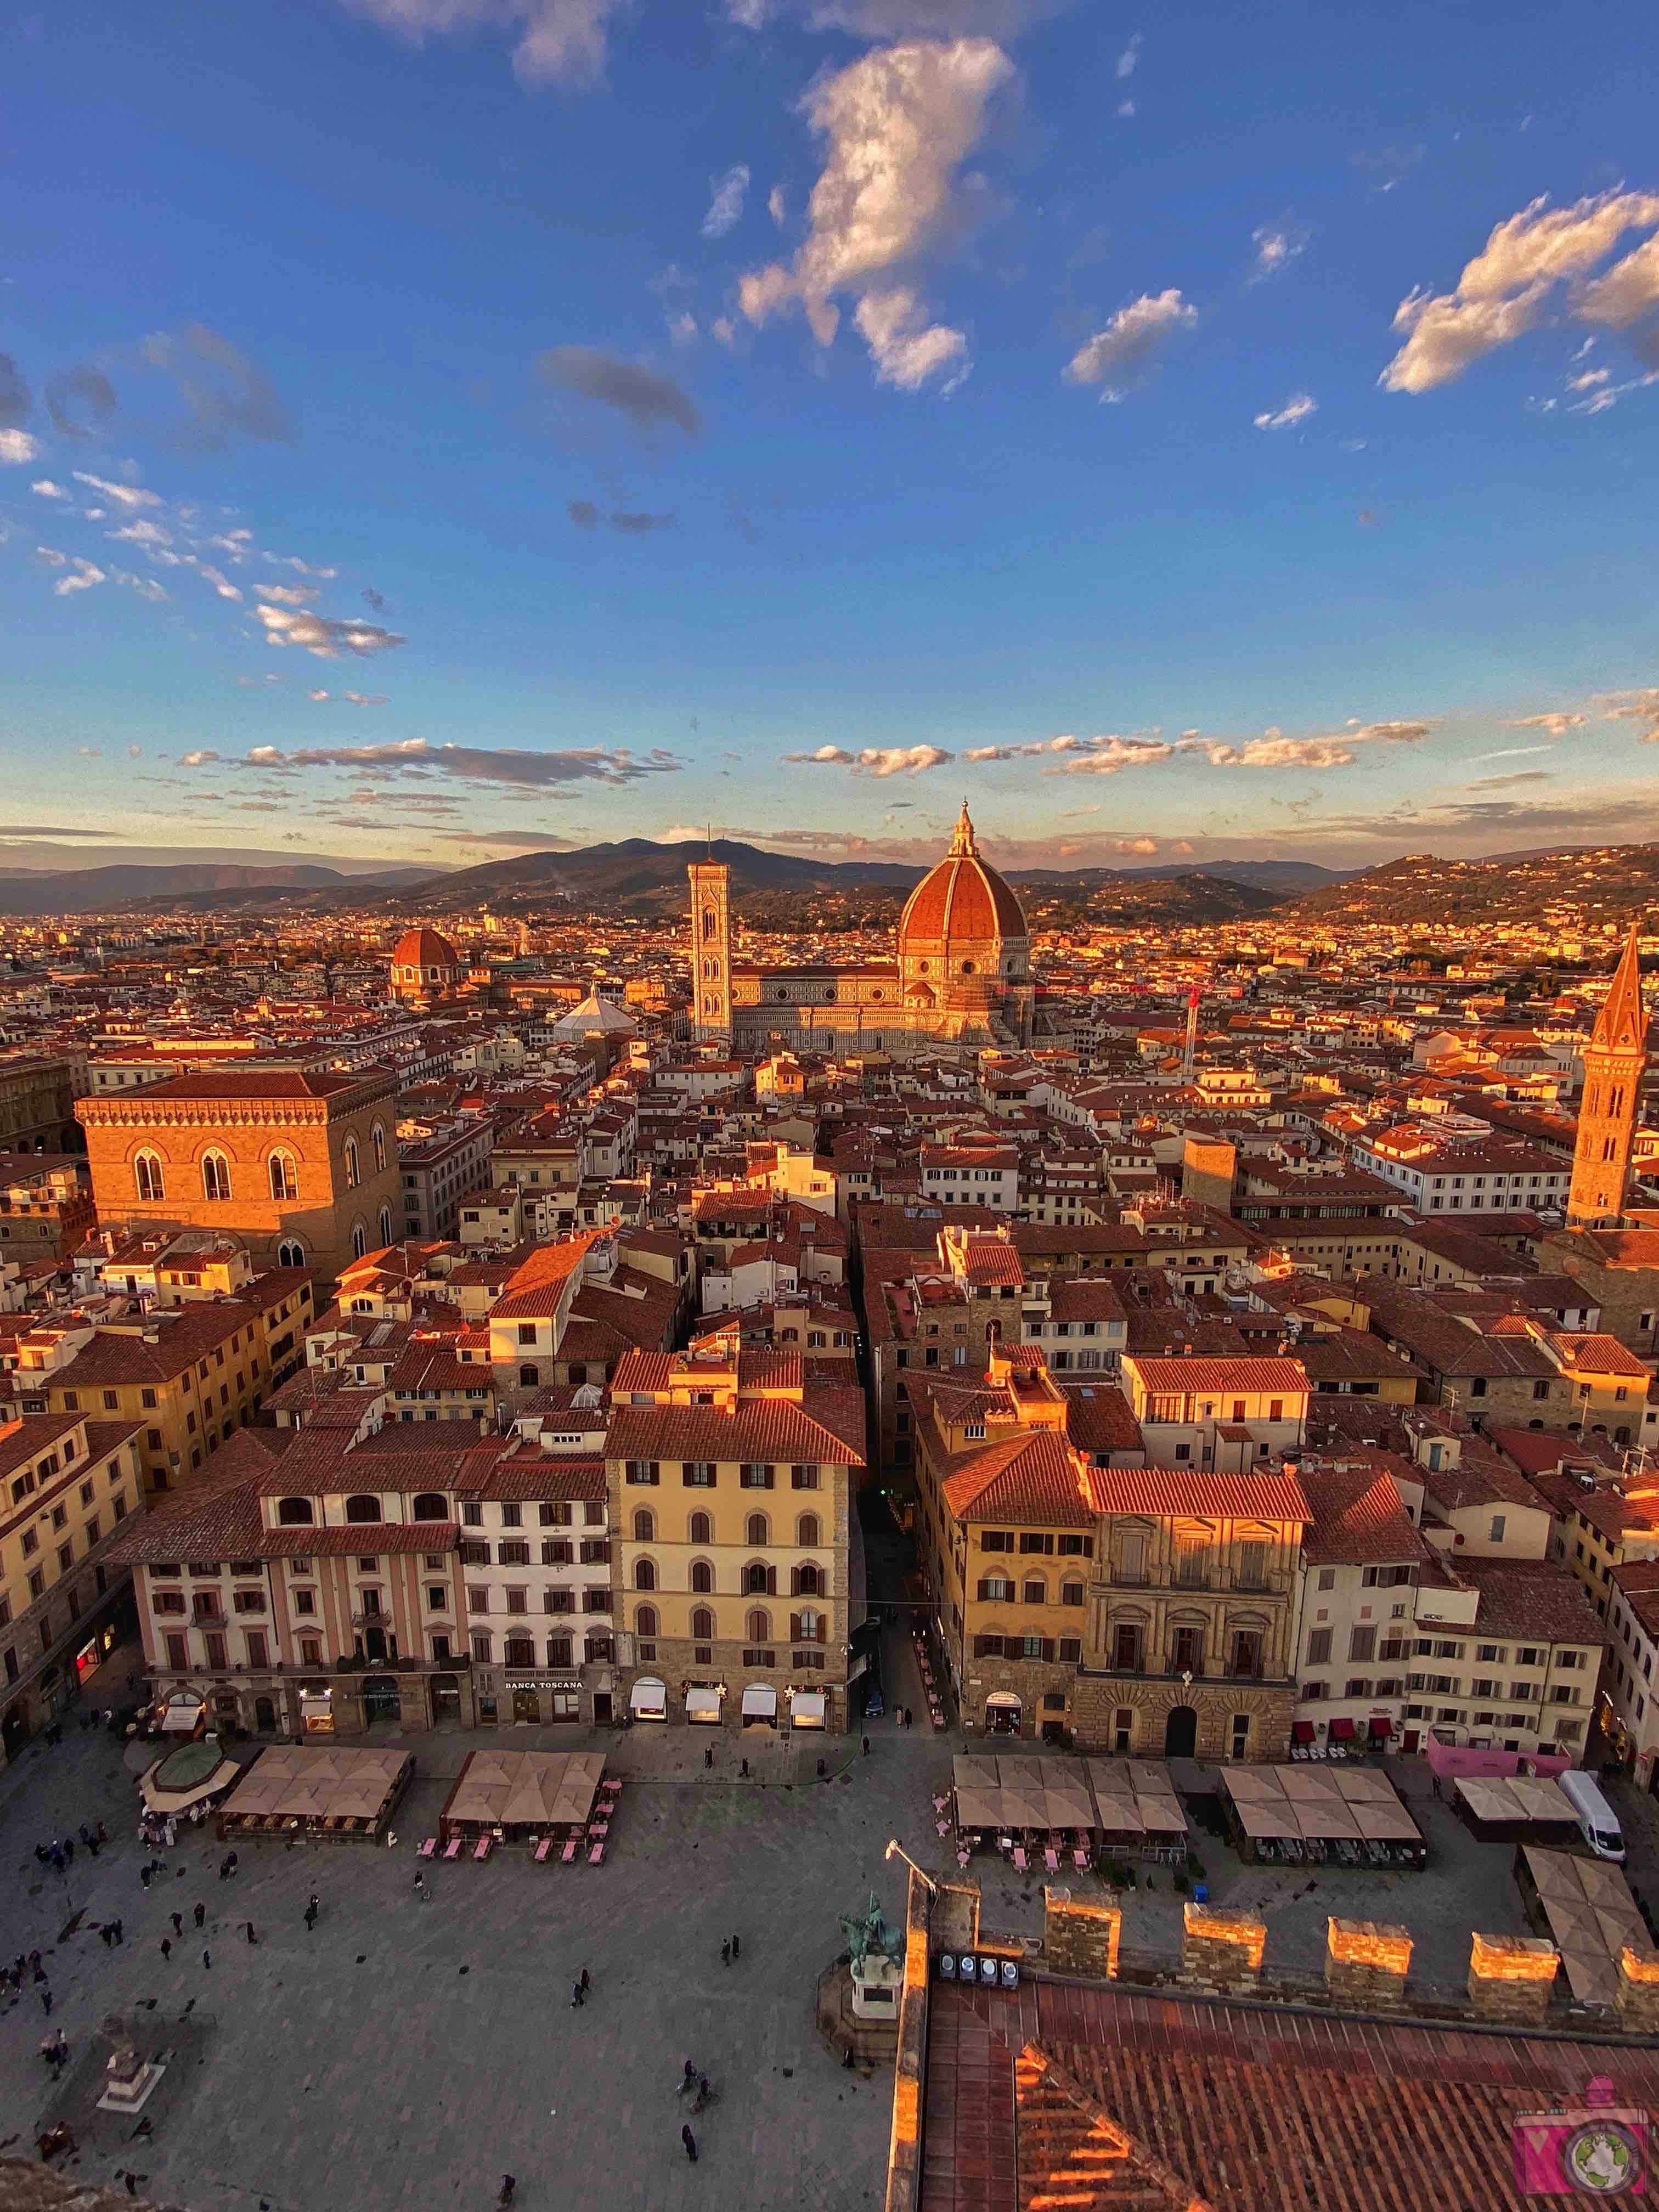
[[1567, 921, 1649, 1229], [687, 844, 732, 1048]]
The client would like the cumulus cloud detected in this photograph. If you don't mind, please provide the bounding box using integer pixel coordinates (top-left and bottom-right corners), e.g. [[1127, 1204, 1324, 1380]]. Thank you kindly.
[[1064, 290, 1196, 402], [853, 288, 969, 391], [783, 742, 954, 777], [1382, 189, 1659, 394], [255, 605, 407, 658], [1509, 712, 1587, 735], [34, 548, 67, 568], [1601, 688, 1659, 742], [1250, 224, 1307, 282], [667, 310, 698, 348], [339, 0, 621, 87], [768, 183, 787, 227], [738, 38, 1013, 390], [198, 564, 244, 602], [53, 557, 106, 598], [1115, 29, 1140, 76], [71, 471, 161, 512], [136, 323, 292, 449], [31, 479, 69, 500], [534, 346, 701, 437], [255, 583, 317, 606], [1186, 735, 1357, 769], [179, 749, 222, 768], [111, 569, 168, 602], [1254, 392, 1317, 430], [702, 163, 751, 238], [0, 428, 40, 464], [238, 738, 679, 787], [1046, 735, 1175, 776], [712, 316, 739, 349]]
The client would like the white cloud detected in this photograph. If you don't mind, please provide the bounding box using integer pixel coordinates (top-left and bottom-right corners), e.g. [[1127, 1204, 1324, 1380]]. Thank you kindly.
[[1601, 689, 1659, 742], [111, 569, 169, 602], [1186, 735, 1356, 769], [768, 183, 787, 228], [725, 0, 772, 22], [128, 744, 143, 758], [179, 749, 222, 768], [1064, 289, 1196, 402], [702, 163, 751, 239], [1509, 712, 1586, 735], [31, 479, 69, 500], [71, 471, 161, 511], [54, 558, 105, 597], [1046, 735, 1174, 776], [34, 546, 67, 568], [343, 691, 386, 706], [1382, 189, 1659, 394], [256, 583, 318, 607], [1115, 99, 1135, 118], [667, 311, 699, 348], [1250, 224, 1307, 282], [1115, 30, 1140, 76], [738, 38, 1014, 391], [256, 605, 406, 658], [339, 0, 622, 88], [783, 742, 954, 776], [1254, 392, 1317, 430], [198, 565, 244, 602], [712, 316, 739, 349], [309, 689, 332, 702], [0, 429, 40, 465], [108, 517, 173, 548], [853, 288, 969, 391]]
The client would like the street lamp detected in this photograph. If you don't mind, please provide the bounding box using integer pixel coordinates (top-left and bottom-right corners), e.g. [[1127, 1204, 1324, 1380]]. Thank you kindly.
[[884, 1837, 938, 1894]]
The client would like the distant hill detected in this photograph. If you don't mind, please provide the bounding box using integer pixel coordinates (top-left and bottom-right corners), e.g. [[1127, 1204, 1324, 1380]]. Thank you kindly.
[[0, 862, 430, 917], [1293, 844, 1659, 930], [416, 838, 1300, 924]]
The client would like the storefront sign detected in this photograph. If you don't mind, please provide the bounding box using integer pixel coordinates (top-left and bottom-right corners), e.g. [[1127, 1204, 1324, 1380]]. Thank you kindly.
[[506, 1675, 580, 1691]]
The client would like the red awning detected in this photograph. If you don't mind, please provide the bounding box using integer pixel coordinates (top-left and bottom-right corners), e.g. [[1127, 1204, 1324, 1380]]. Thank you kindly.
[[1368, 1716, 1394, 1739], [1291, 1720, 1315, 1744], [1329, 1717, 1356, 1740]]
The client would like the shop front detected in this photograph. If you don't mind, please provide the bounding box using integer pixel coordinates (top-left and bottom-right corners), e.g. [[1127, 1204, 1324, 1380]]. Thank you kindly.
[[299, 1683, 335, 1736], [630, 1675, 668, 1722], [984, 1690, 1023, 1736], [686, 1685, 724, 1725], [788, 1689, 828, 1730], [75, 1622, 119, 1685], [506, 1674, 584, 1723], [741, 1684, 778, 1730], [159, 1691, 206, 1738]]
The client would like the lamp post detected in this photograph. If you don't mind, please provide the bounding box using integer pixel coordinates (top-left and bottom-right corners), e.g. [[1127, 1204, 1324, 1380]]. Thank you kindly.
[[883, 1837, 938, 1895]]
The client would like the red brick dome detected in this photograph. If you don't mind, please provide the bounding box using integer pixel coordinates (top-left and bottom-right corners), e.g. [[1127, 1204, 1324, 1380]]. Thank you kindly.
[[898, 805, 1027, 950], [392, 926, 460, 972]]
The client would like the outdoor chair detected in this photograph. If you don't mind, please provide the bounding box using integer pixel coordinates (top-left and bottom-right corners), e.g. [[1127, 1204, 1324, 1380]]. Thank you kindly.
[[1011, 1846, 1029, 1873], [1043, 1848, 1060, 1874], [443, 1836, 462, 1860], [588, 1840, 605, 1865], [561, 1839, 578, 1864], [533, 1837, 551, 1863], [473, 1836, 492, 1861], [935, 1820, 950, 1837], [417, 1837, 437, 1859], [1072, 1849, 1090, 1872]]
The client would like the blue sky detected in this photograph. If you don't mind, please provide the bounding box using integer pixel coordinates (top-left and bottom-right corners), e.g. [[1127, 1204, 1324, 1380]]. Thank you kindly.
[[3, 0, 1658, 877]]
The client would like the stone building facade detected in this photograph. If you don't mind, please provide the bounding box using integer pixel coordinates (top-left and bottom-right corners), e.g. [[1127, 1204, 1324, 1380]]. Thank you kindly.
[[78, 1066, 402, 1284]]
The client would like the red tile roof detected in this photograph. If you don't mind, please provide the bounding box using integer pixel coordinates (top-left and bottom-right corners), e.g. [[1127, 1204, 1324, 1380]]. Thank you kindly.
[[1294, 1457, 1436, 1566], [1123, 1356, 1311, 1398], [940, 1429, 1093, 1527], [1081, 1466, 1311, 1523]]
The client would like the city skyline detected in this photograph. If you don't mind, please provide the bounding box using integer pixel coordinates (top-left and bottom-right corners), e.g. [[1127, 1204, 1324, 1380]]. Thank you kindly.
[[4, 0, 1659, 871]]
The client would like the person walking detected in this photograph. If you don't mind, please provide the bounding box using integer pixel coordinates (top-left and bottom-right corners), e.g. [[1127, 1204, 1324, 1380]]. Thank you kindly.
[[160, 1938, 172, 1962], [681, 2124, 698, 2164], [862, 1735, 870, 1757], [704, 1743, 713, 1769], [413, 1873, 430, 1904], [95, 1820, 108, 1847], [578, 1967, 590, 1998], [498, 2177, 515, 2206], [111, 1918, 123, 1946], [679, 2059, 696, 2096], [720, 1938, 730, 1968], [78, 1823, 92, 1849], [304, 1897, 318, 1932], [202, 1949, 211, 1971], [227, 1851, 238, 1879], [171, 1913, 183, 1938], [218, 1857, 229, 1883], [571, 1978, 584, 2008], [40, 1987, 52, 2016], [140, 1866, 151, 1892], [99, 1925, 114, 1950], [731, 1933, 740, 1962], [63, 1838, 74, 1868], [245, 1922, 258, 1946], [194, 1901, 206, 1929]]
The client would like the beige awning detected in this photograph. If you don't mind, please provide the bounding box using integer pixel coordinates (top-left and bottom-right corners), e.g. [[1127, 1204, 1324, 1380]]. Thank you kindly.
[[790, 1691, 827, 1728], [741, 1685, 778, 1719], [686, 1687, 722, 1721], [630, 1677, 667, 1717]]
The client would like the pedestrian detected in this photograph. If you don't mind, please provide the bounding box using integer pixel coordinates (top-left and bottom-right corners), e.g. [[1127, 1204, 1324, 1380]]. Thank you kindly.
[[140, 1867, 151, 1892], [218, 1856, 229, 1883], [862, 1735, 870, 1757], [171, 1913, 183, 1938], [720, 1938, 730, 1968], [680, 2058, 696, 2095], [227, 1852, 238, 1878], [202, 1949, 211, 1971], [50, 1847, 64, 1876], [88, 1835, 99, 1860], [704, 1743, 713, 1769], [160, 1938, 172, 1961], [123, 2173, 138, 2198], [194, 1902, 205, 1929], [79, 1823, 92, 1848], [579, 1966, 590, 1996], [731, 1933, 740, 1961], [30, 1951, 42, 1979], [95, 1820, 108, 1846], [63, 1838, 73, 1867], [100, 1925, 114, 1949], [681, 2124, 698, 2164], [571, 1979, 584, 2008], [245, 1922, 258, 1946], [740, 1757, 749, 1779], [413, 1873, 429, 1903], [164, 1819, 176, 1849], [111, 1919, 123, 1945], [499, 2176, 515, 2207], [304, 1899, 318, 1932], [41, 1988, 52, 2016]]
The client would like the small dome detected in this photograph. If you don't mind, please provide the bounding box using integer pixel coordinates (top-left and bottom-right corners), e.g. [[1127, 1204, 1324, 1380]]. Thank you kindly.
[[392, 926, 460, 972], [898, 804, 1027, 949]]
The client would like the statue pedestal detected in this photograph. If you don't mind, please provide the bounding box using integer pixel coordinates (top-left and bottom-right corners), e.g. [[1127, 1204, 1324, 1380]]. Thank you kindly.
[[850, 1951, 903, 2019], [98, 2039, 166, 2115]]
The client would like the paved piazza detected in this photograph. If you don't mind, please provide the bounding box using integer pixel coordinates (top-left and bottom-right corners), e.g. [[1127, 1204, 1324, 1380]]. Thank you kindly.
[[0, 1647, 1547, 2210]]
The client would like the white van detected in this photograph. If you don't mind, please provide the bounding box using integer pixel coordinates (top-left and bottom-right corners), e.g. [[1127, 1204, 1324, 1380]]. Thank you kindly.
[[1557, 1769, 1626, 1863]]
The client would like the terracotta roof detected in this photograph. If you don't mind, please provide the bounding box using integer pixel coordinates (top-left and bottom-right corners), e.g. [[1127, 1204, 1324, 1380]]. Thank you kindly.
[[1551, 1331, 1652, 1378], [1058, 1384, 1144, 1459], [1294, 1457, 1436, 1566], [940, 1429, 1094, 1527], [898, 840, 1027, 947], [489, 1236, 595, 1318], [1445, 1558, 1610, 1645], [1124, 1356, 1311, 1397], [604, 1391, 866, 1468], [101, 1429, 277, 1565], [90, 1068, 375, 1102], [1081, 1465, 1311, 1523]]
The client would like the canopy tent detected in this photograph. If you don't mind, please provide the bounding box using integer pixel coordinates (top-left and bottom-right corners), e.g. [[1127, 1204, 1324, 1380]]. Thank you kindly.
[[139, 1743, 241, 1818], [1084, 1760, 1192, 1851], [218, 1746, 413, 1841], [1454, 1775, 1579, 1841], [1520, 1846, 1648, 2008], [439, 1750, 606, 1839], [949, 1754, 1190, 1856], [1218, 1764, 1426, 1866]]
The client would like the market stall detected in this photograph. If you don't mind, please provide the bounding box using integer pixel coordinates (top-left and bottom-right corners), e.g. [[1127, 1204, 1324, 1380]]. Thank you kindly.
[[217, 1746, 414, 1843]]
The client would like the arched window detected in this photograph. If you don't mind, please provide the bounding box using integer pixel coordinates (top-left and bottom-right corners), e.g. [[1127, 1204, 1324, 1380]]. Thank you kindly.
[[794, 1560, 822, 1596], [379, 1205, 393, 1249], [691, 1605, 715, 1641], [371, 1122, 387, 1175], [635, 1602, 658, 1638], [518, 1363, 538, 1388], [746, 1607, 771, 1644], [746, 1511, 769, 1547], [268, 1151, 298, 1202], [201, 1150, 232, 1202], [277, 1497, 314, 1526], [276, 1238, 306, 1268], [744, 1560, 773, 1595], [702, 909, 718, 938], [1022, 1576, 1046, 1606], [685, 1510, 711, 1545], [345, 1493, 382, 1523], [797, 1512, 821, 1547], [984, 1573, 1013, 1603], [412, 1493, 447, 1522], [634, 1558, 657, 1591], [633, 1508, 656, 1542], [691, 1559, 713, 1593], [134, 1150, 165, 1203], [343, 1136, 360, 1189]]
